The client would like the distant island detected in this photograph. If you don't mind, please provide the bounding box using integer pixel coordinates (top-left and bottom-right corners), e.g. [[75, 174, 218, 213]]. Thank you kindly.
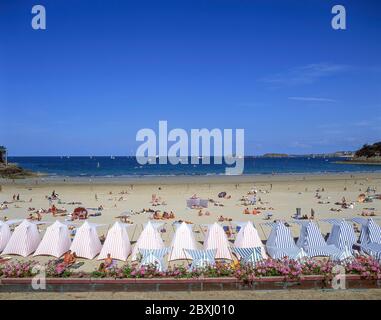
[[262, 153, 289, 158], [261, 151, 354, 158]]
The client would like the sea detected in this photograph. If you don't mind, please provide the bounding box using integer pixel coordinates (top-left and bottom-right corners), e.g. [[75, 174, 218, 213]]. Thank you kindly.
[[7, 156, 381, 178]]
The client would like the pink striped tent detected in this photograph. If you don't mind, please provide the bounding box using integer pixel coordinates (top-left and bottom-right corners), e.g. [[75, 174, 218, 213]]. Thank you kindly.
[[2, 220, 41, 257], [234, 221, 267, 258], [168, 222, 198, 261], [70, 221, 102, 259], [98, 222, 132, 261], [131, 221, 164, 261], [203, 223, 232, 260], [0, 221, 13, 252], [34, 221, 71, 257]]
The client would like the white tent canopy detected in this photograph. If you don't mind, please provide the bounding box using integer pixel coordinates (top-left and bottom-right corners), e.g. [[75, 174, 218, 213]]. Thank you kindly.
[[204, 222, 232, 260], [168, 222, 198, 261], [34, 220, 71, 258], [234, 221, 267, 258], [70, 221, 102, 259], [98, 222, 132, 261], [0, 221, 12, 252], [2, 219, 41, 257], [131, 221, 165, 260]]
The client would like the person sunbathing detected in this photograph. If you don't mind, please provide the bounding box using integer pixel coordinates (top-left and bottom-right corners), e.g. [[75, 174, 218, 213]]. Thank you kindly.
[[169, 211, 175, 219], [98, 263, 106, 273], [27, 213, 36, 220], [162, 211, 169, 219], [104, 253, 114, 269], [63, 250, 76, 266], [243, 208, 250, 215], [153, 211, 162, 219], [218, 215, 225, 222]]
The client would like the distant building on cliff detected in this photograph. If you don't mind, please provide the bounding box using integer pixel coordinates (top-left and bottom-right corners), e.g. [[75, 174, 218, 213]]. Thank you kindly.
[[0, 146, 7, 165]]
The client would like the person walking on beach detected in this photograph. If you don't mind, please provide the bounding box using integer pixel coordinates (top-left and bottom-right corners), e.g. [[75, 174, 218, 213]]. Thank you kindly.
[[310, 208, 315, 220], [95, 193, 98, 201]]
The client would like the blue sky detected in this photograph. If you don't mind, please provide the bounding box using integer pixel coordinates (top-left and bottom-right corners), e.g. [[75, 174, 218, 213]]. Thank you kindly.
[[1, 0, 381, 156]]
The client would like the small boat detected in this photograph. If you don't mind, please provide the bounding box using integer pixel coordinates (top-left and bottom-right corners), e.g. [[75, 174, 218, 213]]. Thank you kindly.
[[97, 162, 100, 168], [110, 156, 115, 160]]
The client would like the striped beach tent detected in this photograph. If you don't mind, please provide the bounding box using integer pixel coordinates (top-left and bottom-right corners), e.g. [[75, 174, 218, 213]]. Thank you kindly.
[[185, 249, 217, 270], [232, 247, 263, 265], [352, 217, 370, 244], [34, 221, 71, 257], [139, 248, 168, 271], [0, 220, 20, 252], [295, 220, 342, 259], [131, 221, 165, 261], [353, 218, 381, 261], [98, 222, 132, 261], [264, 221, 307, 260], [2, 220, 41, 257], [70, 221, 103, 259], [203, 223, 232, 260], [168, 222, 198, 261], [323, 219, 357, 252], [331, 245, 354, 262], [233, 221, 267, 258]]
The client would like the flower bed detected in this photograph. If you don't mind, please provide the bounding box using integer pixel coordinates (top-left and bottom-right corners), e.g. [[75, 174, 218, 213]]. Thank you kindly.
[[0, 257, 380, 285]]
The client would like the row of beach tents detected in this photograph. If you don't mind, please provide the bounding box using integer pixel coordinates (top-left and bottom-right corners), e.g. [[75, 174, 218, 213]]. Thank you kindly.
[[0, 218, 380, 270]]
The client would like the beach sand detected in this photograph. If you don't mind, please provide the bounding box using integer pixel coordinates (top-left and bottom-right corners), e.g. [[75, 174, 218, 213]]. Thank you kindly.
[[1, 173, 381, 274]]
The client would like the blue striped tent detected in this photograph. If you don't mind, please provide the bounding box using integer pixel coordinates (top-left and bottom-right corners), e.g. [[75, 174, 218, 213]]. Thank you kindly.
[[322, 219, 357, 252], [185, 249, 217, 270], [353, 218, 381, 261], [264, 221, 307, 260], [139, 248, 169, 271], [295, 220, 342, 259], [352, 217, 370, 244], [232, 247, 263, 265], [330, 245, 354, 262]]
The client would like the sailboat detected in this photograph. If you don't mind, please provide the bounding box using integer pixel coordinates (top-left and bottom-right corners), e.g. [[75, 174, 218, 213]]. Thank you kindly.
[[97, 162, 100, 168]]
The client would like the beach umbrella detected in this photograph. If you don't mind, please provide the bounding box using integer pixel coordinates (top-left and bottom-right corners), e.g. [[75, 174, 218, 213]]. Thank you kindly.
[[203, 222, 232, 260], [233, 221, 267, 258], [131, 221, 165, 260], [168, 222, 198, 261], [70, 221, 102, 259], [2, 219, 41, 257], [98, 222, 132, 261], [34, 220, 71, 257]]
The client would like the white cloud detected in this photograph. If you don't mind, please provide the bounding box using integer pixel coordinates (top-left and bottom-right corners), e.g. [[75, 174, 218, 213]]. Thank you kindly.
[[288, 96, 336, 102], [261, 63, 349, 86]]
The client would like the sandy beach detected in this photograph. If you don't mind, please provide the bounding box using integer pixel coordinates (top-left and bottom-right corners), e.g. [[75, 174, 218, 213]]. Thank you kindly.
[[1, 173, 381, 273]]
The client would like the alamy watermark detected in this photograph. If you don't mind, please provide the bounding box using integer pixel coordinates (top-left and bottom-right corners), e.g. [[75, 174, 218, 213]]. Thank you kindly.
[[135, 121, 245, 175], [31, 5, 46, 30], [332, 5, 346, 30]]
